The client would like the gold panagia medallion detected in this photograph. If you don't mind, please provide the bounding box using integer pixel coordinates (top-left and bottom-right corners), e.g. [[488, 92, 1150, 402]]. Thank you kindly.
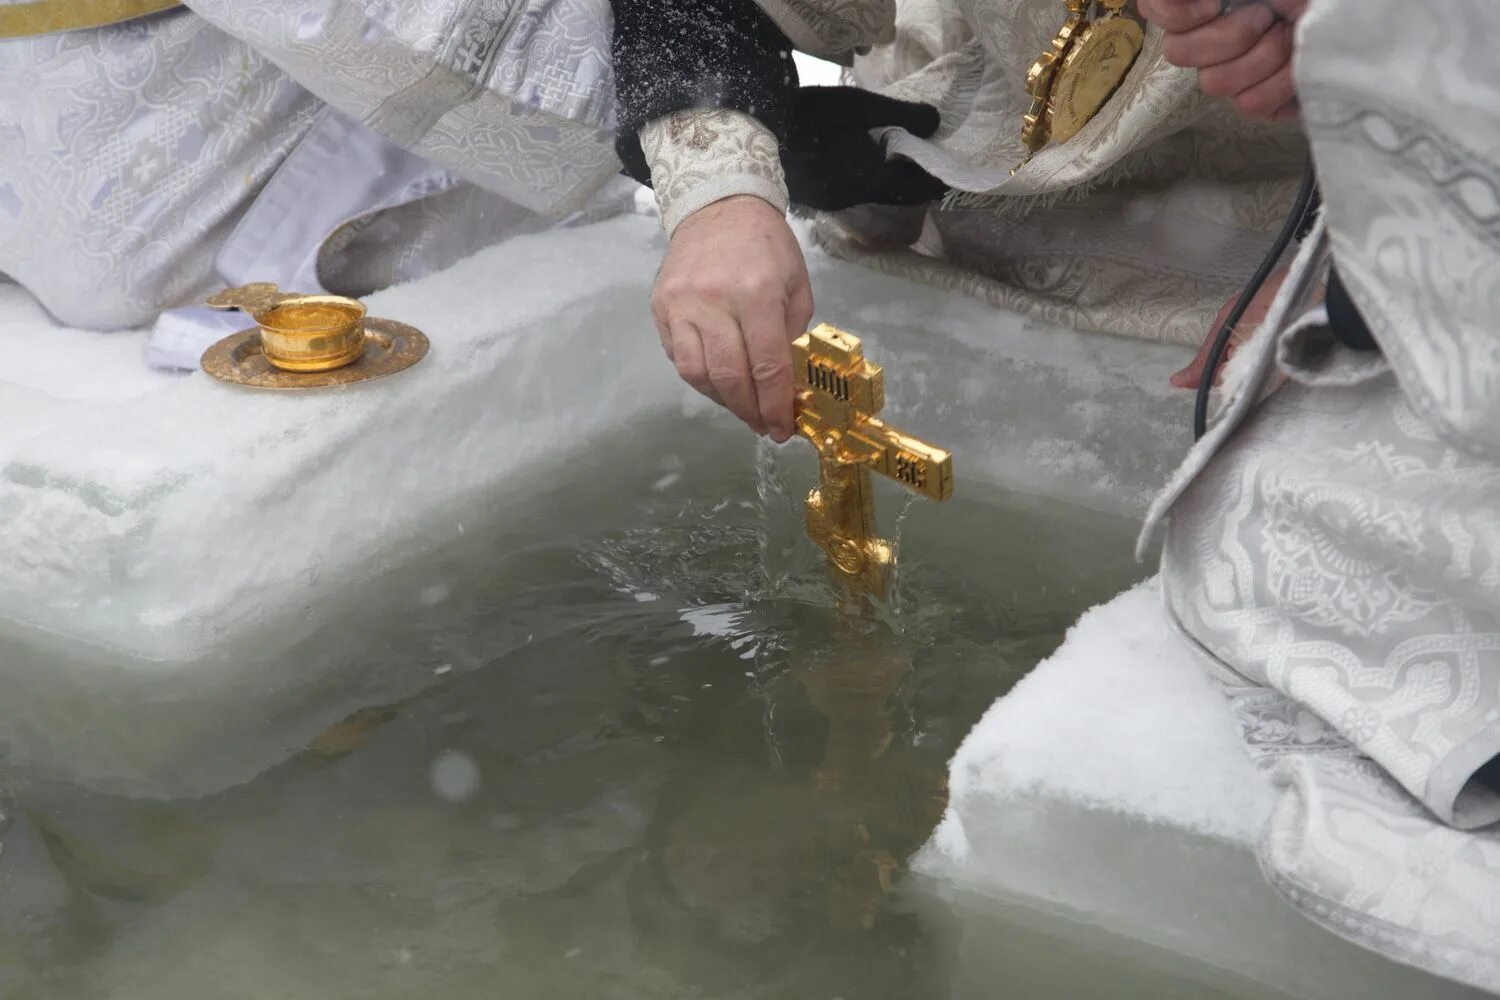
[[1047, 13, 1144, 141], [1021, 10, 1084, 152], [1019, 0, 1144, 160]]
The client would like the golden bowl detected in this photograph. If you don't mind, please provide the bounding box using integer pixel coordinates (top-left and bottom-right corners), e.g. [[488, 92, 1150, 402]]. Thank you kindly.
[[254, 296, 368, 373]]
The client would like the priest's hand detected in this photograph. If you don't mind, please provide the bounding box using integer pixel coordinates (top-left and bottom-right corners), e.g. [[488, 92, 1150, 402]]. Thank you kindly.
[[1138, 0, 1310, 122], [652, 195, 814, 442], [1170, 267, 1289, 389]]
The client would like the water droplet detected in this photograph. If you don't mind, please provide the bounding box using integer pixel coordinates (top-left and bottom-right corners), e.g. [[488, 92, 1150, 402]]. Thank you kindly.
[[429, 750, 481, 804], [419, 582, 450, 606]]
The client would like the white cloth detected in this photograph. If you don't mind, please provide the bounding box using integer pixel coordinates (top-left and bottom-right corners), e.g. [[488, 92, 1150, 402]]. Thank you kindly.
[[1140, 0, 1500, 989], [758, 0, 896, 57], [146, 114, 639, 370], [639, 109, 789, 236], [178, 0, 620, 218], [0, 10, 319, 329], [812, 0, 1307, 346], [0, 0, 625, 366], [144, 107, 453, 369]]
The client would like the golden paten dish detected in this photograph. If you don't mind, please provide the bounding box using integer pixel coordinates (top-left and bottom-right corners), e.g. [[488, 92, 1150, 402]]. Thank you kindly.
[[793, 324, 953, 602], [200, 283, 428, 390], [1019, 0, 1144, 164], [200, 317, 429, 390], [206, 283, 369, 373]]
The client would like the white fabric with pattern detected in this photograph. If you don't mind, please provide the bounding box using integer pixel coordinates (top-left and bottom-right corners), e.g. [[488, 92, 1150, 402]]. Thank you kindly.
[[0, 0, 622, 364], [1144, 0, 1500, 990]]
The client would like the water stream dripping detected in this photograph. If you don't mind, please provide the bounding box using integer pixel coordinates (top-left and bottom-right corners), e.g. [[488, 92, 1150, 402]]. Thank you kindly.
[[753, 437, 787, 594], [751, 437, 825, 602], [885, 491, 920, 624]]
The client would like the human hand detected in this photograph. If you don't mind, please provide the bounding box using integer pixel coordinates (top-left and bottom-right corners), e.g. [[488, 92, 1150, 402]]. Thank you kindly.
[[1137, 0, 1311, 122], [652, 195, 814, 442], [1170, 266, 1290, 389]]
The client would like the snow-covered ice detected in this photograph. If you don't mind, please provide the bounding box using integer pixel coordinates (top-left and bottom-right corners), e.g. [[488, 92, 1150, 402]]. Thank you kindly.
[[0, 214, 1191, 667], [914, 578, 1487, 999], [936, 579, 1273, 848]]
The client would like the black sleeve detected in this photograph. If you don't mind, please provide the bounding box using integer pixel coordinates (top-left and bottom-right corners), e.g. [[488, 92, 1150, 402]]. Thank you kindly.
[[609, 0, 799, 187], [1325, 263, 1379, 353]]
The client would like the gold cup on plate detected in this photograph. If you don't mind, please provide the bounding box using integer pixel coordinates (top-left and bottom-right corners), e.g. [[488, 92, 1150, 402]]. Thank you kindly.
[[254, 295, 368, 372], [202, 282, 430, 390], [206, 283, 368, 373]]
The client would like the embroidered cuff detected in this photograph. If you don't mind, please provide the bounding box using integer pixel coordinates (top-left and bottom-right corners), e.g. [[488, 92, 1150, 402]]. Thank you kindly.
[[639, 109, 789, 237]]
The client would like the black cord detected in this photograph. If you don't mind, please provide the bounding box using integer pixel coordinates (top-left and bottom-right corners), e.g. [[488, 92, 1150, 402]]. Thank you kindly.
[[1193, 163, 1321, 440]]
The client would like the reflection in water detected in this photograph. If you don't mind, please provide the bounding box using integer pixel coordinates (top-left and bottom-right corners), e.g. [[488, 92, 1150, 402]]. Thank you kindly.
[[0, 422, 1145, 998], [638, 620, 947, 958]]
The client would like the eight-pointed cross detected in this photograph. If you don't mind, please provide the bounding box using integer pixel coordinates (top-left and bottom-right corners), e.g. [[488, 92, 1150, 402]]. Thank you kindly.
[[793, 324, 953, 602]]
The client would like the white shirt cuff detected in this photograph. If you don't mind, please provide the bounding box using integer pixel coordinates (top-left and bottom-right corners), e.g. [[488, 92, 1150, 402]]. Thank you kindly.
[[639, 109, 790, 237]]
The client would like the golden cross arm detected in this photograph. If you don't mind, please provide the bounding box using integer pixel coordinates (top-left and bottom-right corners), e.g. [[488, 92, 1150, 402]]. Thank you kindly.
[[837, 416, 954, 503], [791, 324, 954, 600], [792, 325, 953, 501]]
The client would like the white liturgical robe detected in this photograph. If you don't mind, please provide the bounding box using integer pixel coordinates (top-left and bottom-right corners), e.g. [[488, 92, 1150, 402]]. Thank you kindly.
[[0, 0, 625, 367]]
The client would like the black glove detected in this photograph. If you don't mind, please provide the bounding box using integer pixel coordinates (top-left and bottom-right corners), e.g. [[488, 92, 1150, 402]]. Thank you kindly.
[[782, 86, 948, 211], [1325, 264, 1378, 353]]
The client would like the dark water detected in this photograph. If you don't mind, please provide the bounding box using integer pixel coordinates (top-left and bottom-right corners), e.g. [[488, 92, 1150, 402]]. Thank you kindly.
[[0, 422, 1196, 999]]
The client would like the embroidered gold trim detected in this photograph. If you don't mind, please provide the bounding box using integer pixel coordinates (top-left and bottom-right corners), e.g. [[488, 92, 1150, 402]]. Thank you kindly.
[[0, 0, 183, 39]]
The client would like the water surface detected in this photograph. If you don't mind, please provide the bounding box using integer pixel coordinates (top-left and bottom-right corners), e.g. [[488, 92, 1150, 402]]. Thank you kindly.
[[0, 421, 1268, 998]]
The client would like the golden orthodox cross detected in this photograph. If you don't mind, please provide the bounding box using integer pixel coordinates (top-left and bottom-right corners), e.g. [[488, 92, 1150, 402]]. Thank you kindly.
[[792, 324, 953, 602]]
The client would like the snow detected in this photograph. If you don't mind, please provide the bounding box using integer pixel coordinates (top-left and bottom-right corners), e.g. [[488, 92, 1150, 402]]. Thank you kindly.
[[939, 578, 1274, 847], [0, 284, 171, 402], [911, 579, 1485, 1000], [0, 216, 681, 663]]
